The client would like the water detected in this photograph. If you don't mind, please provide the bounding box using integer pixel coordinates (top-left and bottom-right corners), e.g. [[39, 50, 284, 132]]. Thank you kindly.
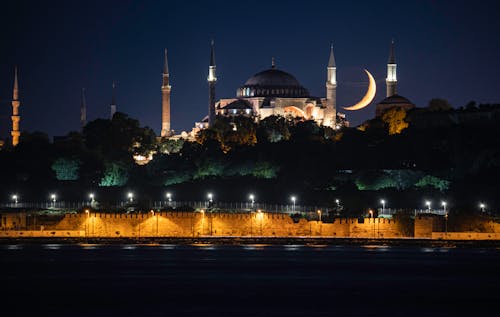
[[1, 244, 499, 316]]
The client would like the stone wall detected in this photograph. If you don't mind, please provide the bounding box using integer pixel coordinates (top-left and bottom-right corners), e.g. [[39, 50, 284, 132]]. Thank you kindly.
[[47, 212, 408, 238], [432, 232, 499, 240]]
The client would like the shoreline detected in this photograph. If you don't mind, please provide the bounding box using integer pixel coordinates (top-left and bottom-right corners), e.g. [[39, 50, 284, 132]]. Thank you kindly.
[[0, 236, 499, 248]]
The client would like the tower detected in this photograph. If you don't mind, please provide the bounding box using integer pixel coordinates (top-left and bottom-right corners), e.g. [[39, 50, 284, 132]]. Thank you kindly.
[[207, 40, 217, 127], [161, 48, 171, 137], [325, 44, 337, 128], [110, 82, 116, 119], [11, 67, 20, 146], [386, 39, 397, 97], [80, 88, 87, 130]]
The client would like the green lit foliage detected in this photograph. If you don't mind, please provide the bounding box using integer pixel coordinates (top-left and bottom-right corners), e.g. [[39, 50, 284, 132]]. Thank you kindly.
[[99, 162, 129, 186], [51, 157, 81, 181], [355, 170, 397, 190], [193, 158, 226, 179], [252, 160, 279, 179], [381, 107, 409, 135], [415, 175, 450, 191]]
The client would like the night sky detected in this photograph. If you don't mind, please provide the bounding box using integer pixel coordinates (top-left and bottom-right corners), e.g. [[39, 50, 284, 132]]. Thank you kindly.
[[1, 0, 499, 138]]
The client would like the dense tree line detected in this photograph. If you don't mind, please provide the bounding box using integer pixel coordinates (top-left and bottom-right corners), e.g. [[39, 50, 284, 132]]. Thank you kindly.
[[1, 103, 499, 216]]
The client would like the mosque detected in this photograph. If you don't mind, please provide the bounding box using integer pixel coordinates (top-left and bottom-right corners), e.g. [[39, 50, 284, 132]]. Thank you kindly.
[[3, 40, 414, 148], [160, 40, 414, 139]]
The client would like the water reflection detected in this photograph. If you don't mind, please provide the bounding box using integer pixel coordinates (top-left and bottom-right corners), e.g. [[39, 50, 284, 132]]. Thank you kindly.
[[79, 244, 100, 250], [43, 244, 61, 250]]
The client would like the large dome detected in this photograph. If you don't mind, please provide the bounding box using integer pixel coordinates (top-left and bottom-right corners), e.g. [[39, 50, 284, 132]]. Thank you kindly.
[[237, 66, 309, 98]]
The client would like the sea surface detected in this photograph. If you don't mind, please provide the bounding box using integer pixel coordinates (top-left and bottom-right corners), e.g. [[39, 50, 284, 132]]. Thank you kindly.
[[0, 243, 499, 316]]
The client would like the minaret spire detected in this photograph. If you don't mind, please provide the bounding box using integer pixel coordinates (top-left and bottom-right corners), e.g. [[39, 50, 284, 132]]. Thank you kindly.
[[80, 88, 87, 130], [161, 48, 172, 137], [207, 40, 217, 127], [11, 67, 21, 146], [328, 44, 336, 68], [325, 44, 337, 128], [110, 82, 116, 119], [386, 39, 397, 97]]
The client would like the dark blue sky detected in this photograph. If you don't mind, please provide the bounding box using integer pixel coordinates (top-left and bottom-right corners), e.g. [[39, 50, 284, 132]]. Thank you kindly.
[[1, 0, 500, 138]]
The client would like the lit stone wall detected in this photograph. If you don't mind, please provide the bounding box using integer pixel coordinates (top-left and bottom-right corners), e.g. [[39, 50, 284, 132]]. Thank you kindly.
[[47, 212, 408, 238]]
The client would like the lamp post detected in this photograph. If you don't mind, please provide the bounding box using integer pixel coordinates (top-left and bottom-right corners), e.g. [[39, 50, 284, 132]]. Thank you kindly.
[[128, 192, 134, 203], [425, 201, 431, 213], [380, 199, 386, 215], [207, 193, 214, 210], [317, 209, 322, 222], [442, 201, 448, 238], [479, 203, 486, 213], [12, 194, 18, 205], [369, 209, 373, 218], [85, 209, 89, 237], [89, 193, 95, 206], [291, 196, 296, 213], [51, 194, 56, 207], [249, 194, 255, 209]]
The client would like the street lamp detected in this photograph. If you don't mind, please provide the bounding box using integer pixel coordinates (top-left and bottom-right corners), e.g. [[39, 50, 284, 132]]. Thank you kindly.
[[89, 193, 95, 205], [380, 199, 386, 215], [425, 201, 431, 213], [128, 192, 134, 203], [442, 201, 448, 237], [291, 196, 296, 213], [166, 192, 172, 203], [249, 194, 255, 208], [12, 194, 18, 205], [479, 203, 486, 213], [317, 209, 322, 222], [369, 209, 373, 218], [208, 193, 213, 203], [51, 194, 57, 206]]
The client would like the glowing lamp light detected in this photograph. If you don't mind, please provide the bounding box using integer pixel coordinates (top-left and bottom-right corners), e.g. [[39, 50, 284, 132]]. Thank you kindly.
[[50, 194, 57, 202]]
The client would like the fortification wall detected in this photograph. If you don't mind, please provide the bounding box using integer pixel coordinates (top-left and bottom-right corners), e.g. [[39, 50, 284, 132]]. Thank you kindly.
[[47, 212, 407, 238]]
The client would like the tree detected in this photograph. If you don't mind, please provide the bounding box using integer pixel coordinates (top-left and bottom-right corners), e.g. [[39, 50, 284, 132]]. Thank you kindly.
[[83, 112, 156, 161], [381, 107, 409, 135], [99, 162, 129, 186], [51, 157, 81, 180], [428, 98, 452, 111]]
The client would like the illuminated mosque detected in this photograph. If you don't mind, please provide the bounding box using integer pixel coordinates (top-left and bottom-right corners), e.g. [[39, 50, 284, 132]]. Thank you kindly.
[[160, 40, 414, 139]]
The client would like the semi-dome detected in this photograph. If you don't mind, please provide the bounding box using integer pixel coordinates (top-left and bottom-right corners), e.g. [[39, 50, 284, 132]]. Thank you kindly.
[[237, 64, 310, 98]]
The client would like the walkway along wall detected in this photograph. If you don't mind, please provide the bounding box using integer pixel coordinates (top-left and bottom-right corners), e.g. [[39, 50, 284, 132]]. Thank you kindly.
[[48, 212, 407, 238]]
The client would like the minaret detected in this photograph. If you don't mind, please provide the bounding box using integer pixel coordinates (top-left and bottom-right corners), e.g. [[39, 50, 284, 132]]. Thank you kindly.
[[325, 44, 337, 128], [386, 39, 397, 97], [80, 88, 87, 130], [11, 67, 21, 146], [161, 48, 171, 137], [207, 40, 217, 127], [110, 82, 116, 119]]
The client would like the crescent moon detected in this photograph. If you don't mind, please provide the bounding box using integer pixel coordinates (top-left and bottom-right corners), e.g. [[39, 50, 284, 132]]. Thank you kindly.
[[343, 69, 377, 111]]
